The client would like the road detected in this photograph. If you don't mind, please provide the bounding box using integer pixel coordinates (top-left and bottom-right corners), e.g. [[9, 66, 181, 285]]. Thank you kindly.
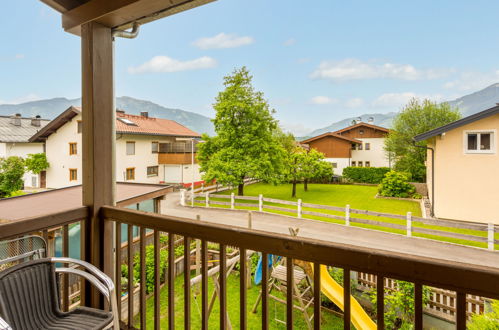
[[160, 191, 499, 270]]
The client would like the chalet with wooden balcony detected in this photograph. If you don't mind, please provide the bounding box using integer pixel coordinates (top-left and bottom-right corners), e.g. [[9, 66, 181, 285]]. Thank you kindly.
[[30, 106, 202, 187]]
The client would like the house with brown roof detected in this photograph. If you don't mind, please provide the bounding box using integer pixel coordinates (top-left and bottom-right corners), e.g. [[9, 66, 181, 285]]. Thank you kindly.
[[30, 106, 202, 188], [301, 119, 391, 175]]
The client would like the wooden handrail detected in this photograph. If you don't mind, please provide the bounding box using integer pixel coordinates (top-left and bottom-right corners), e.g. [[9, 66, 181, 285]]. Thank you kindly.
[[101, 205, 499, 300]]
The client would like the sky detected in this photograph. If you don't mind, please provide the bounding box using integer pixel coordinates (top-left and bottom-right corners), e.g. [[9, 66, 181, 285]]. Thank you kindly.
[[2, 1, 499, 135]]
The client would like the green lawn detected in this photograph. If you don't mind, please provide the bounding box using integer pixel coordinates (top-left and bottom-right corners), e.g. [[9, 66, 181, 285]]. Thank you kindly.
[[196, 183, 497, 250], [138, 271, 344, 329]]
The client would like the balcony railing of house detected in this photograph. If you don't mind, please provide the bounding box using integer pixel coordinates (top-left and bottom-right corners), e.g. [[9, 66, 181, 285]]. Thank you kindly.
[[158, 142, 198, 154], [1, 206, 499, 330]]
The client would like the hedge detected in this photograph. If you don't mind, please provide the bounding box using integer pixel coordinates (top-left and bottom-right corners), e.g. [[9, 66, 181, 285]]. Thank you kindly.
[[342, 166, 391, 184]]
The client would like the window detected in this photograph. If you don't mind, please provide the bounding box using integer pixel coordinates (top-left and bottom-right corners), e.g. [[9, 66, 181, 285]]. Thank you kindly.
[[126, 168, 135, 180], [332, 163, 337, 169], [69, 169, 77, 181], [351, 144, 356, 150], [69, 142, 77, 155], [77, 120, 82, 133], [358, 161, 363, 167], [365, 143, 370, 150], [357, 143, 363, 150], [147, 166, 159, 177], [359, 129, 364, 135], [126, 141, 135, 155], [351, 161, 356, 167], [151, 141, 159, 153], [365, 161, 371, 167], [465, 131, 494, 153], [118, 118, 137, 126]]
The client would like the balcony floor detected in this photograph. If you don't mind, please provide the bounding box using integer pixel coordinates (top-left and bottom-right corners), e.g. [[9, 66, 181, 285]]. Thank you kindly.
[[161, 191, 499, 271]]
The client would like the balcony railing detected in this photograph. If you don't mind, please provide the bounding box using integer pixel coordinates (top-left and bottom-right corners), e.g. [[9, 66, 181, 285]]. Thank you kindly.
[[1, 206, 499, 330], [159, 142, 198, 153]]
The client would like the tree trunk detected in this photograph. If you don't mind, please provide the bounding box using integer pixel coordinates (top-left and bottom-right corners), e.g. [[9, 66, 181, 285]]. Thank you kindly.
[[292, 179, 297, 198], [304, 178, 308, 191], [238, 183, 244, 196]]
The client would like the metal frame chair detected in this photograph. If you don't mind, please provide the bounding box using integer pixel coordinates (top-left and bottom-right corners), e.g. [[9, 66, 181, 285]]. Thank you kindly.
[[0, 236, 119, 330]]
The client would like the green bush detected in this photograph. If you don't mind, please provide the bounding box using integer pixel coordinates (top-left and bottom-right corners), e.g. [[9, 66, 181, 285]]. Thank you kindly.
[[468, 300, 499, 330], [378, 171, 415, 198], [133, 245, 168, 294], [342, 167, 390, 184]]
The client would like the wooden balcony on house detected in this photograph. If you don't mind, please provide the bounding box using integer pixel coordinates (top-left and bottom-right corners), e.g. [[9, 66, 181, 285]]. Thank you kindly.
[[158, 142, 198, 164], [1, 205, 499, 329]]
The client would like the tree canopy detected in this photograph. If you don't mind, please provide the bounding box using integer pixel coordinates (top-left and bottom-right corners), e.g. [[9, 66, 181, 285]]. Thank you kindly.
[[197, 67, 286, 195], [25, 153, 49, 174], [384, 98, 461, 182], [0, 156, 25, 197]]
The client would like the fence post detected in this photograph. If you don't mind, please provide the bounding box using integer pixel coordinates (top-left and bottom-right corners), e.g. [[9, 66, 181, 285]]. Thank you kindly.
[[205, 192, 210, 208], [248, 211, 252, 229], [201, 183, 204, 193], [488, 223, 495, 251], [259, 194, 263, 212], [191, 188, 195, 207], [406, 212, 412, 237], [297, 199, 302, 218], [180, 189, 186, 206], [231, 192, 235, 210], [345, 204, 350, 226]]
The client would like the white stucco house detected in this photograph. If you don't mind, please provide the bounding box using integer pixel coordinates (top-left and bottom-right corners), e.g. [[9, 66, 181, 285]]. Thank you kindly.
[[30, 106, 203, 189], [301, 119, 391, 175], [0, 114, 50, 188]]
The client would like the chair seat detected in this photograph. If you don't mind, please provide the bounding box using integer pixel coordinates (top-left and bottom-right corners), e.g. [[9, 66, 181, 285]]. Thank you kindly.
[[44, 306, 113, 330]]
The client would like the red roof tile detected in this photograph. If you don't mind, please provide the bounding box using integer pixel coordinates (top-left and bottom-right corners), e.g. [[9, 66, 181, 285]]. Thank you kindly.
[[116, 113, 200, 137]]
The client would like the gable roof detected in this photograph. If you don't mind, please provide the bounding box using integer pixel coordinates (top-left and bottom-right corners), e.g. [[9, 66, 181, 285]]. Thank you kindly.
[[334, 122, 390, 135], [413, 104, 499, 142], [30, 106, 201, 142], [300, 132, 362, 144], [0, 115, 50, 143]]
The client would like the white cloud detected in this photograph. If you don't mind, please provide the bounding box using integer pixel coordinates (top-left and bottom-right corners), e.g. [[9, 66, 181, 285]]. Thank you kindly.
[[128, 55, 217, 74], [0, 93, 41, 105], [192, 33, 254, 49], [310, 58, 450, 82], [345, 97, 365, 108], [310, 96, 338, 105], [443, 70, 499, 92], [283, 38, 296, 46], [372, 92, 445, 108]]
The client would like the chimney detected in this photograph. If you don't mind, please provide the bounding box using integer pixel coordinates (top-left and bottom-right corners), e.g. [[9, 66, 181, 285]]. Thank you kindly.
[[11, 113, 21, 126], [31, 115, 41, 127], [356, 116, 362, 124], [368, 116, 374, 124], [140, 111, 149, 118], [116, 109, 125, 115]]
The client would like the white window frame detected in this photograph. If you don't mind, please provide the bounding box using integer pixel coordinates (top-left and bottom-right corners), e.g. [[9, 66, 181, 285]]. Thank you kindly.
[[463, 130, 496, 154]]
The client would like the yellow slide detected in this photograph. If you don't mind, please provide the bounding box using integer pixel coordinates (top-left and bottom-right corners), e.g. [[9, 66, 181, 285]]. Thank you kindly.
[[311, 264, 376, 330]]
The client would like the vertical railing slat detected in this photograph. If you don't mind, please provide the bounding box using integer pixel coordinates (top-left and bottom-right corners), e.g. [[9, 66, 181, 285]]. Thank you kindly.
[[115, 222, 122, 322], [262, 253, 269, 330], [220, 244, 227, 329], [154, 231, 160, 330], [127, 224, 134, 327], [139, 227, 146, 329], [343, 268, 351, 330], [79, 219, 86, 306], [168, 232, 175, 330], [201, 240, 208, 330], [184, 236, 191, 330], [414, 283, 423, 330], [456, 292, 467, 330], [240, 248, 247, 330], [313, 263, 321, 330], [62, 224, 69, 311], [376, 275, 384, 329], [286, 257, 294, 330]]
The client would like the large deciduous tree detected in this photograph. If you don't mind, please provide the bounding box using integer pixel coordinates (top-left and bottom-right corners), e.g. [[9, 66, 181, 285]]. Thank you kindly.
[[384, 98, 461, 182], [0, 156, 25, 197], [197, 67, 285, 196], [25, 153, 50, 174]]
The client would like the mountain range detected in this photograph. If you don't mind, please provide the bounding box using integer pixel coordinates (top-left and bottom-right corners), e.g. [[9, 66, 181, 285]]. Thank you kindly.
[[2, 83, 499, 137]]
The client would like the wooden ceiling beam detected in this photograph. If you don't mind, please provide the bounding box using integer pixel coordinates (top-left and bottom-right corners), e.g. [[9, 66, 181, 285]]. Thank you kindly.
[[40, 0, 85, 13], [62, 0, 139, 32]]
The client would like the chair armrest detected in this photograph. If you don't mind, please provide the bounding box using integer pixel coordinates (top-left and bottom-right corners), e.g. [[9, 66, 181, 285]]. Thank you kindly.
[[50, 257, 119, 330], [0, 316, 12, 330]]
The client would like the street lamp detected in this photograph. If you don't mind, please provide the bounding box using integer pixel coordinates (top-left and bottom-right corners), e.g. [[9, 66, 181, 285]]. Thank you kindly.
[[176, 137, 204, 206]]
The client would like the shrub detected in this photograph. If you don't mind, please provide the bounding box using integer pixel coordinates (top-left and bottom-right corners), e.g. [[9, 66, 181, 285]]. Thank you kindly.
[[468, 300, 499, 330], [342, 167, 390, 184], [133, 245, 168, 294], [378, 171, 415, 198]]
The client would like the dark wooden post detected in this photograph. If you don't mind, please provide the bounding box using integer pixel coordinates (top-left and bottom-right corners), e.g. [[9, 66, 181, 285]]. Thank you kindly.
[[81, 21, 116, 307]]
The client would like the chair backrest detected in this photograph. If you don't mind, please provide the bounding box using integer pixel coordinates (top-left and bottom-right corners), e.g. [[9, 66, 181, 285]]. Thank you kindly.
[[0, 236, 47, 270], [0, 259, 60, 329]]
